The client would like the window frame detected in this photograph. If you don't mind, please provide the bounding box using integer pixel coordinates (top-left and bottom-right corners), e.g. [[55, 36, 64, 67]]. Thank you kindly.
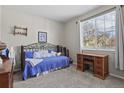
[[80, 9, 116, 51]]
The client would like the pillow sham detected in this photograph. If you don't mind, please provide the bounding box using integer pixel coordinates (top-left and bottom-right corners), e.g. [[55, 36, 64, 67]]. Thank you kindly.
[[33, 51, 41, 59], [33, 50, 58, 59], [33, 50, 49, 58], [48, 49, 57, 53]]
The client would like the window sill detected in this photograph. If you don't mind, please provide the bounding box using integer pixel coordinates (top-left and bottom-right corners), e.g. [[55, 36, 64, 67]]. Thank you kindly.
[[82, 48, 115, 52]]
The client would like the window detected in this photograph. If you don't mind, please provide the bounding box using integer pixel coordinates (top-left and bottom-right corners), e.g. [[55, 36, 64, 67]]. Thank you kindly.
[[80, 10, 116, 50]]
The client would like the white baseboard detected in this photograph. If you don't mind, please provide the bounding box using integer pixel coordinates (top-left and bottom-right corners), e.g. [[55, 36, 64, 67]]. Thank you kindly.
[[14, 68, 21, 72], [109, 73, 124, 80], [73, 62, 77, 65]]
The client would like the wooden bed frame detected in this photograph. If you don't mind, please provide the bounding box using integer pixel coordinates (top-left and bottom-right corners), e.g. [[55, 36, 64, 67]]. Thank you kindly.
[[21, 43, 69, 71]]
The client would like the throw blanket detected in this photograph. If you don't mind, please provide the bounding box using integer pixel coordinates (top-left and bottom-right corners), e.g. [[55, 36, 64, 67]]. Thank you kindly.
[[25, 58, 43, 67]]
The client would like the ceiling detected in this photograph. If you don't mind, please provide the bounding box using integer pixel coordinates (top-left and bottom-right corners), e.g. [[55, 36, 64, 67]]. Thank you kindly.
[[3, 5, 100, 23]]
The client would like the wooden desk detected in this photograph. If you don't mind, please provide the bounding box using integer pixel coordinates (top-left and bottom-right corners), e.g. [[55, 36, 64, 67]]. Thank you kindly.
[[0, 60, 13, 88], [77, 53, 108, 79]]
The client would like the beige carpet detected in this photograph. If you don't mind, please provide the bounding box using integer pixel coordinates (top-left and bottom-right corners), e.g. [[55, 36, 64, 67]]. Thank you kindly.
[[14, 65, 124, 88]]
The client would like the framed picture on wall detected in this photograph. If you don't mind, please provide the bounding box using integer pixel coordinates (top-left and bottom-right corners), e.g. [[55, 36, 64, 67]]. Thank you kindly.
[[38, 32, 47, 43]]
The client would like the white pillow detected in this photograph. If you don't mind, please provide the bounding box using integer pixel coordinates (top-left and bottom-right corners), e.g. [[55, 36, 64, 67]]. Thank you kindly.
[[57, 52, 61, 56], [42, 50, 48, 54], [39, 50, 48, 55], [51, 51, 57, 56], [33, 50, 57, 58], [33, 51, 41, 59], [46, 53, 53, 57], [42, 53, 49, 58], [33, 50, 48, 58]]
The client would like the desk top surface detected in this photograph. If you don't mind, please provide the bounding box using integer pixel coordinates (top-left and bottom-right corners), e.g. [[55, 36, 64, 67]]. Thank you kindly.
[[77, 52, 108, 57], [0, 60, 12, 74]]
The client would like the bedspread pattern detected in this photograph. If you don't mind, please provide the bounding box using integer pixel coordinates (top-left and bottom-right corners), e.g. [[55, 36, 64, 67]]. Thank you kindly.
[[23, 56, 70, 80]]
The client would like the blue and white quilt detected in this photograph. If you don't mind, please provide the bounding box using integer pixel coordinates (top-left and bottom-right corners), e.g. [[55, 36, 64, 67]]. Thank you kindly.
[[23, 56, 70, 80]]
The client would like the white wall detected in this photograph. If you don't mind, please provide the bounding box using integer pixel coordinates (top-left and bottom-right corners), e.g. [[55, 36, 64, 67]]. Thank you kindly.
[[1, 6, 65, 69], [0, 6, 2, 40], [1, 7, 65, 47], [65, 5, 124, 78], [64, 19, 80, 63]]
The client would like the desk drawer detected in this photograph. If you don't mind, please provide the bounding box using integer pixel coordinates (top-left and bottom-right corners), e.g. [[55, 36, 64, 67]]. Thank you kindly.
[[77, 58, 82, 62], [95, 57, 103, 66], [77, 61, 83, 65], [95, 61, 102, 67], [77, 54, 82, 60], [0, 73, 10, 88], [94, 57, 104, 77], [96, 57, 103, 62]]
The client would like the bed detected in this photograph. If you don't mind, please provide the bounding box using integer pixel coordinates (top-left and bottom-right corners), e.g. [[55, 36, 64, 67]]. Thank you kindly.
[[21, 43, 70, 80]]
